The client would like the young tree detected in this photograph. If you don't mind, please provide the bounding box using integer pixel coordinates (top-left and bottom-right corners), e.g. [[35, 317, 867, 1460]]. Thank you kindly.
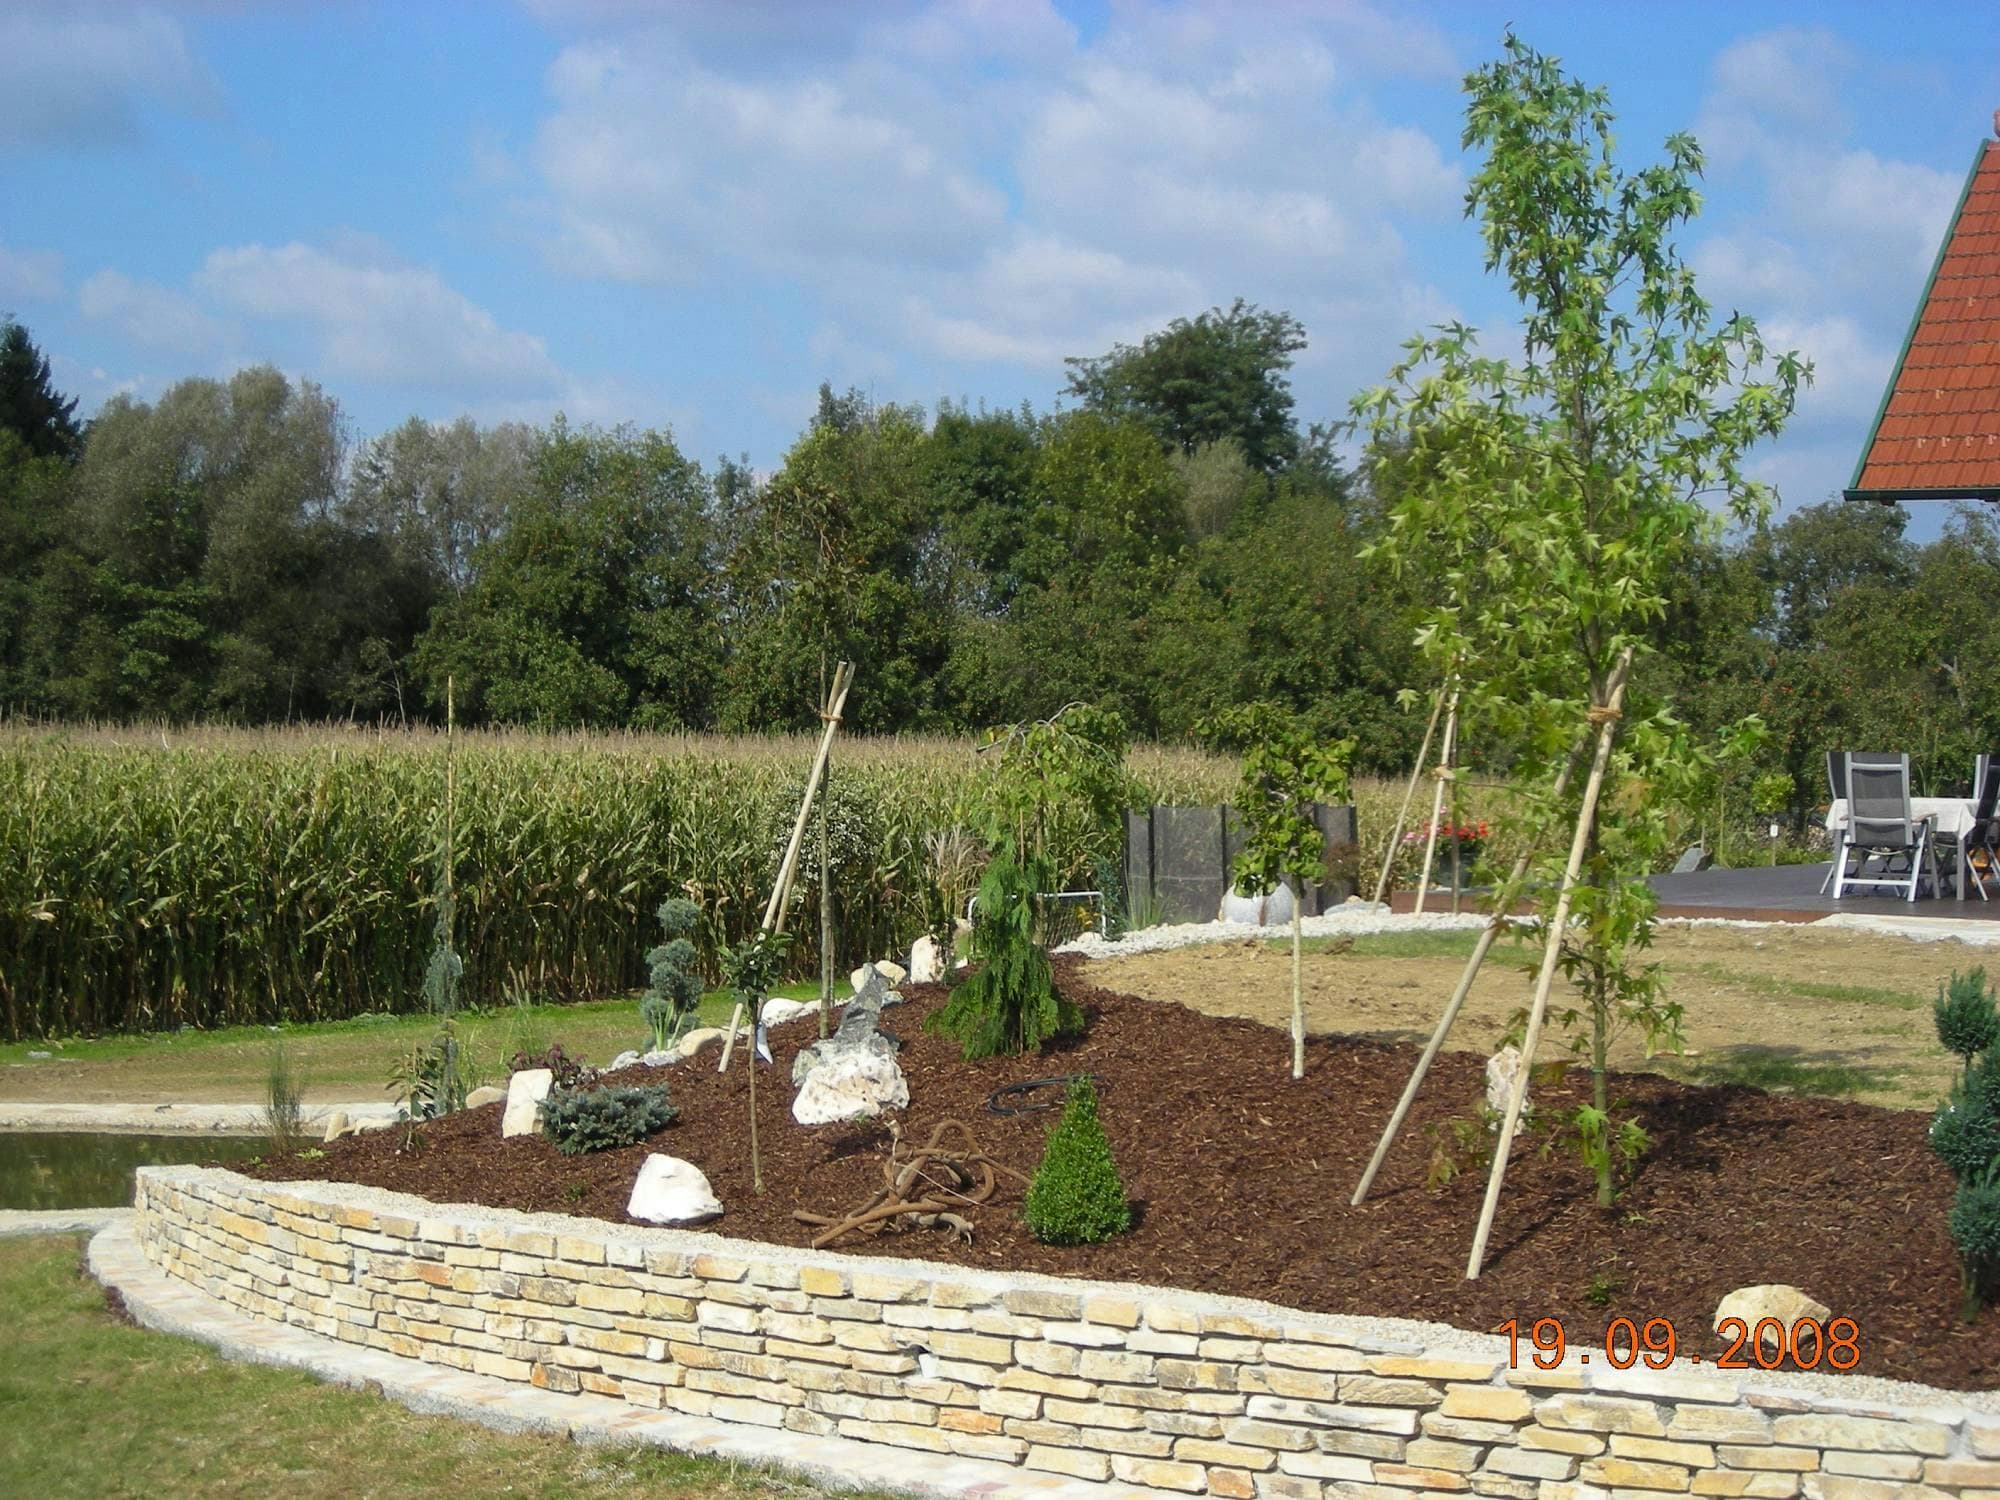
[[1355, 36, 1805, 1207], [1198, 703, 1353, 1078]]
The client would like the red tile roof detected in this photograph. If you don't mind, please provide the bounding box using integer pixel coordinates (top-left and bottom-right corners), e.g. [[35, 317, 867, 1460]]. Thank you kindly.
[[1847, 138, 2000, 501]]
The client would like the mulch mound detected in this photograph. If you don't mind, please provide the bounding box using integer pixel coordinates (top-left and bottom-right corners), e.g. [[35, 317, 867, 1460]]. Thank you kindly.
[[250, 958, 1997, 1390]]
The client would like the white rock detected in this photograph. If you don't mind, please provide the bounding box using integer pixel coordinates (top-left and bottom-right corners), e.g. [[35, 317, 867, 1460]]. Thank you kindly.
[[676, 1026, 728, 1059], [321, 1110, 351, 1143], [465, 1085, 506, 1109], [353, 1116, 396, 1133], [1218, 882, 1297, 926], [638, 1048, 678, 1067], [1713, 1284, 1831, 1347], [626, 1154, 723, 1225], [875, 960, 908, 986], [791, 1048, 909, 1126], [1485, 1046, 1529, 1118], [608, 1049, 642, 1071], [759, 997, 819, 1027], [501, 1068, 553, 1138], [909, 935, 941, 984]]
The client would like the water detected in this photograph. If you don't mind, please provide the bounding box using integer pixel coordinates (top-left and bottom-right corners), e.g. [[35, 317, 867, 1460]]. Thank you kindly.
[[0, 1132, 265, 1210]]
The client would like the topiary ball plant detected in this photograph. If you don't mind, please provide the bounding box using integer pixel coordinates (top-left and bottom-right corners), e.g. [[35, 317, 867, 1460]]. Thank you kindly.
[[1023, 1075, 1131, 1246], [1937, 968, 2000, 1073]]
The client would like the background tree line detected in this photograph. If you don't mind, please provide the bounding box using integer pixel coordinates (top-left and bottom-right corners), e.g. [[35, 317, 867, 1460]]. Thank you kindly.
[[0, 308, 1989, 805]]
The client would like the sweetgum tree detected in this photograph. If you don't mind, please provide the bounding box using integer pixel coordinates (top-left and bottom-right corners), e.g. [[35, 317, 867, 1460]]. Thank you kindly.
[[1354, 35, 1806, 1206]]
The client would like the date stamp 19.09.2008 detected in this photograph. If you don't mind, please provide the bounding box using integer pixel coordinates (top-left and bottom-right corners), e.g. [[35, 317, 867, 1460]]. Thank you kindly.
[[1496, 1316, 1860, 1373]]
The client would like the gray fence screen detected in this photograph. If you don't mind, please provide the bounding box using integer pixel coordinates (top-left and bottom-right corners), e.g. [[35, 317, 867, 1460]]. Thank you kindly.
[[1123, 803, 1357, 926]]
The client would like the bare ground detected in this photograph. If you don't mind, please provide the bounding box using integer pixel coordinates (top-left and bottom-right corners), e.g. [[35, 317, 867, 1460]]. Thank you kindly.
[[1083, 923, 1971, 1111]]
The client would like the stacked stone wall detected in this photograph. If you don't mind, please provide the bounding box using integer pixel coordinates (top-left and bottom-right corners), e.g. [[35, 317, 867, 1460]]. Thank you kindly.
[[134, 1167, 2000, 1498]]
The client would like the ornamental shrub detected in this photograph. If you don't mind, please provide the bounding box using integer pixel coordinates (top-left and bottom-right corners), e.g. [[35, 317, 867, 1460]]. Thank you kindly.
[[1936, 969, 2000, 1072], [1951, 1170, 2000, 1319], [1931, 1080, 2000, 1184], [1023, 1076, 1130, 1246], [642, 899, 704, 1053], [926, 841, 1081, 1061], [540, 1083, 677, 1155]]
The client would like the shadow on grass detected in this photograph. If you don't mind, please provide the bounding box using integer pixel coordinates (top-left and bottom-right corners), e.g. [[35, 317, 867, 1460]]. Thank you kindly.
[[1660, 1045, 1902, 1099]]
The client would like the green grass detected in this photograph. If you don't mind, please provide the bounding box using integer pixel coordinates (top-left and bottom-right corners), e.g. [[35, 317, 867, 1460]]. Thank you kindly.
[[1284, 930, 1487, 960], [1662, 1047, 1900, 1099], [1673, 964, 1926, 1012], [0, 983, 825, 1103], [0, 1235, 875, 1499]]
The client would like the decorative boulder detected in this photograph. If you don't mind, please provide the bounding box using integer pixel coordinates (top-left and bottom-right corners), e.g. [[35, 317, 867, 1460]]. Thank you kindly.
[[792, 1048, 909, 1126], [759, 997, 818, 1027], [465, 1085, 506, 1109], [909, 935, 941, 984], [793, 967, 900, 1086], [321, 1110, 352, 1143], [1485, 1046, 1529, 1117], [675, 1026, 728, 1059], [1713, 1284, 1830, 1347], [1219, 882, 1297, 926], [501, 1068, 553, 1138], [608, 1050, 642, 1072], [626, 1154, 723, 1225], [638, 1048, 678, 1067]]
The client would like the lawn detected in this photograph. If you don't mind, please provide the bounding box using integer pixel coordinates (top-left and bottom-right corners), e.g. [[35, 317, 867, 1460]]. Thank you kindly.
[[0, 983, 823, 1108], [0, 1234, 874, 1500]]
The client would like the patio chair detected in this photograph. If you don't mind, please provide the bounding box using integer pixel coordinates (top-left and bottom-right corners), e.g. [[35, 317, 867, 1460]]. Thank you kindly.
[[1959, 754, 2000, 900], [1818, 750, 1853, 894], [1831, 753, 1938, 902]]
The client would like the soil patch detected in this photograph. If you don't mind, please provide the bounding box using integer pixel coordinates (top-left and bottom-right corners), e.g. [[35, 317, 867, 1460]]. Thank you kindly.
[[249, 960, 1996, 1391], [1086, 924, 1963, 1110]]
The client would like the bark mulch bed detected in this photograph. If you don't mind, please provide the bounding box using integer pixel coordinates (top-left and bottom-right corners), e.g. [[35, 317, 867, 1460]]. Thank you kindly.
[[251, 958, 1993, 1391]]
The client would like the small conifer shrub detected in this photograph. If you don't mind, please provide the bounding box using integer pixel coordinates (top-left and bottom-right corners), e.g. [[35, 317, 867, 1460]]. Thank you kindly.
[[642, 899, 704, 1053], [540, 1084, 677, 1155], [1936, 968, 2000, 1072], [1952, 1170, 2000, 1320], [1931, 1080, 2000, 1184], [1023, 1076, 1131, 1245]]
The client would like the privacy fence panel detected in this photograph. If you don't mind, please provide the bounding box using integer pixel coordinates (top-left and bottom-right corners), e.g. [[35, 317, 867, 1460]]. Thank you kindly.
[[1124, 803, 1357, 926]]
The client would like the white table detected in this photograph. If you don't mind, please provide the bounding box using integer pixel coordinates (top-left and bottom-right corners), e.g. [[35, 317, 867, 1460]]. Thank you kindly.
[[1826, 797, 1979, 899]]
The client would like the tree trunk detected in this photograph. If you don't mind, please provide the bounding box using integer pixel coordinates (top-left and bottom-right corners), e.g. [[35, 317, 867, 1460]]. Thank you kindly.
[[1592, 972, 1612, 1207], [819, 753, 833, 1040], [1290, 895, 1304, 1079]]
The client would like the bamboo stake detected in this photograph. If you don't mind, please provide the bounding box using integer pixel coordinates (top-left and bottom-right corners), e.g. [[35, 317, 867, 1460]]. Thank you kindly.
[[1412, 691, 1460, 916], [1350, 730, 1592, 1206], [762, 660, 854, 935], [717, 1001, 745, 1072], [1371, 682, 1449, 907], [1465, 649, 1635, 1280]]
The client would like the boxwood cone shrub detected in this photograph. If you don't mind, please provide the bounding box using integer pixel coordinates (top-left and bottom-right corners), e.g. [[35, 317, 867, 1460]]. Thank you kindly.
[[1024, 1076, 1131, 1245], [1952, 1170, 2000, 1321], [540, 1083, 677, 1155]]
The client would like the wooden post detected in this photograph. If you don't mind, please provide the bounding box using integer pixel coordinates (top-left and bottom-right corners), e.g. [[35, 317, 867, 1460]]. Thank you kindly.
[[1371, 683, 1448, 907], [1412, 691, 1460, 916], [1465, 649, 1635, 1280], [1350, 732, 1591, 1206]]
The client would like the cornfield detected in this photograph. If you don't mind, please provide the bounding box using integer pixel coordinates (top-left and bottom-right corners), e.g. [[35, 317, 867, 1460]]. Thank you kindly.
[[0, 724, 1236, 1041]]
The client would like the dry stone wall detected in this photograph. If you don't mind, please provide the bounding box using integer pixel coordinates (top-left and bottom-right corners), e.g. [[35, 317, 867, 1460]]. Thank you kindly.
[[134, 1166, 2000, 1498]]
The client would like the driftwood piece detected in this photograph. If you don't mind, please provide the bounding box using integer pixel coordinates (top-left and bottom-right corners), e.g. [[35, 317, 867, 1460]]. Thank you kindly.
[[793, 1118, 1027, 1249]]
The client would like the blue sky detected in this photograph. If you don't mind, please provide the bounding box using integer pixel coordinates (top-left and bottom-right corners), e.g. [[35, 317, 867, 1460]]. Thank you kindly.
[[2, 0, 1996, 524]]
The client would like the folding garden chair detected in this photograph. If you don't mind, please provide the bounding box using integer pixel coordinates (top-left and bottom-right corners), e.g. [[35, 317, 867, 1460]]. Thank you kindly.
[[1830, 753, 1938, 902], [1818, 749, 1852, 894], [1958, 754, 2000, 900]]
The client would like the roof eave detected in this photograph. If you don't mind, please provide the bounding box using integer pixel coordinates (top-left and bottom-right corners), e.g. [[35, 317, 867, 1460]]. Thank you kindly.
[[1843, 485, 2000, 505]]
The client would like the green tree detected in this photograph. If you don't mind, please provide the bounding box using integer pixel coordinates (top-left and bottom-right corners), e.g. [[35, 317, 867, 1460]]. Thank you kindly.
[[0, 321, 80, 461], [1199, 703, 1353, 1078], [1355, 35, 1805, 1208], [415, 420, 717, 729], [1065, 299, 1307, 474]]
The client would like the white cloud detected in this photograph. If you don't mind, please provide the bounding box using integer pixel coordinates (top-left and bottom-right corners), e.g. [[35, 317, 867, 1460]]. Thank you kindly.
[[0, 244, 64, 304], [194, 240, 563, 393], [79, 269, 228, 353], [0, 5, 218, 149], [518, 0, 1465, 427]]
